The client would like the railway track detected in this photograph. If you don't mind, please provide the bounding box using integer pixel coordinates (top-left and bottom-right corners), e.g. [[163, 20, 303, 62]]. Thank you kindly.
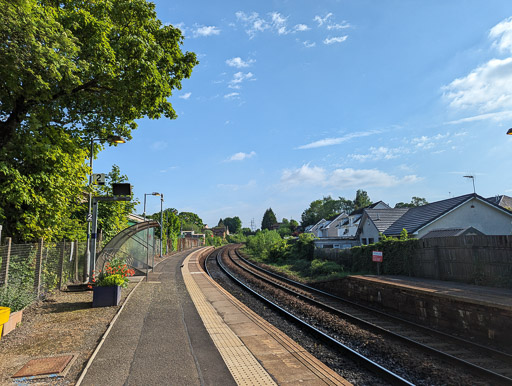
[[206, 245, 512, 385]]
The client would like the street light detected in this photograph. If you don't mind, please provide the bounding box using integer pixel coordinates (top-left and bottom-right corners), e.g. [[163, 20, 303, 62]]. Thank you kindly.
[[86, 135, 126, 283], [507, 128, 512, 135], [463, 175, 476, 194], [143, 192, 160, 281]]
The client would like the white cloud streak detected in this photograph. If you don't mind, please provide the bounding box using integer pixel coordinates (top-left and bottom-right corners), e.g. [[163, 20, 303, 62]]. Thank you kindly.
[[227, 151, 256, 161], [297, 131, 379, 149], [228, 72, 254, 89], [324, 36, 348, 45], [179, 92, 192, 100], [236, 11, 310, 38], [224, 92, 240, 99]]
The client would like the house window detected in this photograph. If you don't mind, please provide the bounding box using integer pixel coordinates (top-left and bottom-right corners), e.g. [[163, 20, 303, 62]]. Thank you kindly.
[[368, 238, 374, 244], [362, 238, 367, 245], [333, 244, 340, 249], [323, 244, 334, 248]]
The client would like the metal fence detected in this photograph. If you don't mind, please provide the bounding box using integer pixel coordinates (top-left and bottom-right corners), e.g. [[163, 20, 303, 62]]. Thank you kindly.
[[0, 229, 163, 299]]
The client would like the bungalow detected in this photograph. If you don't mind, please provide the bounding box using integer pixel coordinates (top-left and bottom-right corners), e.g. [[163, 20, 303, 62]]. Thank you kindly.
[[357, 193, 512, 244]]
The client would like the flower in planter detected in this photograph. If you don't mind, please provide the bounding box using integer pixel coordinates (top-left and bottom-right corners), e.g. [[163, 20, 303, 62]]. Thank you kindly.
[[93, 257, 135, 288]]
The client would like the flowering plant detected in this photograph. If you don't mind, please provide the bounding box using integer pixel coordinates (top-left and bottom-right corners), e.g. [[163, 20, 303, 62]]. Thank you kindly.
[[93, 257, 135, 288]]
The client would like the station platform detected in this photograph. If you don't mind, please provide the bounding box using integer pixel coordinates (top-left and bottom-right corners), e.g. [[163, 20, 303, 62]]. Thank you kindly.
[[315, 274, 512, 347], [77, 247, 349, 385]]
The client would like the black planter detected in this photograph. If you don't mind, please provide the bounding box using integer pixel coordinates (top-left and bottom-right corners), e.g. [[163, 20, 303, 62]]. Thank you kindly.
[[92, 286, 121, 307]]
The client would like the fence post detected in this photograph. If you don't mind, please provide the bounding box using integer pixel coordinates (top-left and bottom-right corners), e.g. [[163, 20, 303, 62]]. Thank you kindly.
[[74, 240, 79, 282], [34, 238, 44, 299], [58, 241, 66, 290], [0, 237, 12, 287]]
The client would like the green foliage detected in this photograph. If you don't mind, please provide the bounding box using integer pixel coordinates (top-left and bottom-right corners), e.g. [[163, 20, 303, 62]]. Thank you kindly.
[[96, 274, 126, 288], [246, 229, 282, 259], [354, 189, 372, 210], [310, 259, 344, 277], [0, 285, 35, 312], [223, 216, 242, 234], [261, 208, 277, 230], [0, 0, 198, 242], [205, 230, 224, 247], [394, 196, 429, 208], [96, 165, 137, 244], [300, 191, 371, 228], [226, 231, 247, 244]]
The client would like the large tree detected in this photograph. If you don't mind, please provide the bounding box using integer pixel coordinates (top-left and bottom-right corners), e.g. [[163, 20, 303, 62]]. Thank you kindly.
[[354, 189, 372, 210], [395, 196, 428, 208], [0, 0, 198, 149], [223, 216, 242, 233], [261, 208, 277, 231], [0, 0, 197, 241], [301, 196, 343, 228]]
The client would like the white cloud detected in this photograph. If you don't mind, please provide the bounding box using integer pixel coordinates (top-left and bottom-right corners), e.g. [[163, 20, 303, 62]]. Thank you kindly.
[[411, 133, 450, 150], [327, 22, 350, 30], [236, 11, 270, 38], [490, 16, 512, 53], [226, 57, 255, 68], [349, 146, 409, 162], [228, 72, 254, 89], [193, 25, 221, 37], [314, 13, 333, 27], [224, 92, 240, 99], [324, 36, 348, 45], [297, 130, 379, 149], [303, 40, 316, 48], [270, 12, 288, 35], [179, 92, 192, 100], [294, 24, 310, 32], [280, 164, 421, 189], [281, 164, 327, 187], [227, 151, 256, 161], [446, 111, 512, 124]]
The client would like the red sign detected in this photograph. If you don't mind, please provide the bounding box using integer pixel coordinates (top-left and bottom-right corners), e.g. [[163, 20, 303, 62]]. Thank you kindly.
[[372, 251, 383, 263]]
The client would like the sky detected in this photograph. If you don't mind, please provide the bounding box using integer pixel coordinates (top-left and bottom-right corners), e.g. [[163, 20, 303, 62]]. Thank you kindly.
[[95, 0, 512, 230]]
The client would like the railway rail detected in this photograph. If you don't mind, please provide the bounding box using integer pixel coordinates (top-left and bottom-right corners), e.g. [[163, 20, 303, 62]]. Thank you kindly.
[[206, 245, 512, 385]]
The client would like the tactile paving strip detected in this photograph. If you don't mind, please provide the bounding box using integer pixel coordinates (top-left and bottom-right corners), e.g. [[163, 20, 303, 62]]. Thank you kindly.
[[183, 253, 277, 386]]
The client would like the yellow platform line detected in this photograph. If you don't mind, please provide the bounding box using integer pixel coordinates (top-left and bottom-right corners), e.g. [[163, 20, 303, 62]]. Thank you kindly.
[[183, 250, 277, 386]]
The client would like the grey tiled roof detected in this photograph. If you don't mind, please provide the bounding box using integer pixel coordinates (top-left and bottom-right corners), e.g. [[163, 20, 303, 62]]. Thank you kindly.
[[486, 195, 512, 209], [365, 208, 409, 233], [420, 227, 484, 239], [384, 193, 476, 236]]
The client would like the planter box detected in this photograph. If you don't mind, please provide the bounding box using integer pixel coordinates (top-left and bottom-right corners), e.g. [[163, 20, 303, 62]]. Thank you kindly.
[[2, 310, 23, 337], [92, 286, 121, 307]]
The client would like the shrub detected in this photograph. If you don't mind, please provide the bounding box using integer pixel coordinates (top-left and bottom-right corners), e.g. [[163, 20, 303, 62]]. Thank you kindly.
[[0, 285, 35, 312]]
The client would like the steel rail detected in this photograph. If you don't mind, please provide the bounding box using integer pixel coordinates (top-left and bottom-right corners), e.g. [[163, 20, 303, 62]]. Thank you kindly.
[[206, 247, 414, 386], [232, 248, 512, 384]]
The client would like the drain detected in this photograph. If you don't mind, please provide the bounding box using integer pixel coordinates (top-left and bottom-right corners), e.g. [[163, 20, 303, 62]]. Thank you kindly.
[[12, 354, 75, 379]]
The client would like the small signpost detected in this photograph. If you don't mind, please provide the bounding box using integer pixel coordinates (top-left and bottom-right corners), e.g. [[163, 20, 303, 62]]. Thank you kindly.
[[372, 251, 383, 275], [92, 173, 106, 185]]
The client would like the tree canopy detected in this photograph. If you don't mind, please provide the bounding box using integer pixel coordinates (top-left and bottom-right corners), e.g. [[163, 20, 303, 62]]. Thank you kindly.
[[0, 0, 198, 150], [261, 208, 277, 230], [222, 217, 242, 233], [0, 0, 197, 242], [394, 197, 428, 208]]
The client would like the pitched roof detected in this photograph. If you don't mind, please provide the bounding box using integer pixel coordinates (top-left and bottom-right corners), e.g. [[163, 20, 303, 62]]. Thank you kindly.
[[384, 193, 479, 236], [349, 200, 390, 216], [486, 195, 512, 209], [420, 227, 484, 239], [364, 208, 409, 233]]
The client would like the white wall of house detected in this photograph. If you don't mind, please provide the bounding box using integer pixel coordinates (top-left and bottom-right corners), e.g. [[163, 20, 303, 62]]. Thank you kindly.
[[358, 217, 380, 245], [416, 198, 512, 237]]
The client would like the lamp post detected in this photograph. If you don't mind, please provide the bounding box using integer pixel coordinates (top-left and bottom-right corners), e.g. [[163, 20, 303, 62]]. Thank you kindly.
[[507, 128, 512, 135], [143, 192, 160, 280], [85, 135, 125, 283], [160, 194, 164, 258]]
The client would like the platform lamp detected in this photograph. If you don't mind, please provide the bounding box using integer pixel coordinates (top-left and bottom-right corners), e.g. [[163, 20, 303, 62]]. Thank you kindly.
[[507, 128, 512, 135], [85, 135, 126, 283]]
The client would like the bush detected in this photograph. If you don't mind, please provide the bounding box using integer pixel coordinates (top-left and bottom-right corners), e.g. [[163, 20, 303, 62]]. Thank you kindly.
[[0, 285, 35, 312], [310, 259, 344, 276]]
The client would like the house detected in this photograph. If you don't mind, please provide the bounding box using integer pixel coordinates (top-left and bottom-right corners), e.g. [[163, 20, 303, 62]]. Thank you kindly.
[[337, 201, 390, 240], [357, 193, 512, 244], [211, 226, 229, 238], [420, 227, 484, 239], [486, 195, 512, 210], [304, 218, 328, 237]]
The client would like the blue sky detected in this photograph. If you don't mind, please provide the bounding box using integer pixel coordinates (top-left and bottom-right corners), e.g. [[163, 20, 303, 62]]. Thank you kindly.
[[96, 0, 512, 229]]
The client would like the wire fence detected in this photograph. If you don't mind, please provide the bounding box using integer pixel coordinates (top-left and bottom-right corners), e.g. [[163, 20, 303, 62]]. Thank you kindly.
[[0, 230, 163, 300]]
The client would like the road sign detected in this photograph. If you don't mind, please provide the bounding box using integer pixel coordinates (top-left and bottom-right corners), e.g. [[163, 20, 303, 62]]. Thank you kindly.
[[93, 173, 106, 185], [372, 251, 383, 263]]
